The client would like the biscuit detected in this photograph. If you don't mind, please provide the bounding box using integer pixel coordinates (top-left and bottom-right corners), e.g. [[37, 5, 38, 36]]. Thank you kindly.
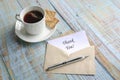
[[45, 10, 59, 29], [46, 18, 59, 29], [45, 9, 56, 21]]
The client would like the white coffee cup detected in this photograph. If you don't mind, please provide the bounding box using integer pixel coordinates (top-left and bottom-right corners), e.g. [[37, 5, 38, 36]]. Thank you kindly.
[[16, 6, 46, 35]]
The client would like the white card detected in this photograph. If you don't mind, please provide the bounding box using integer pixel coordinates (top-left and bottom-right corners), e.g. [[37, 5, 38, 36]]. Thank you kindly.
[[48, 31, 90, 56]]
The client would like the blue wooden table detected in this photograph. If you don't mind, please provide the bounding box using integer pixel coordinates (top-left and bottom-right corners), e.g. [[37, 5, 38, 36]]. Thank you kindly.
[[0, 0, 120, 80]]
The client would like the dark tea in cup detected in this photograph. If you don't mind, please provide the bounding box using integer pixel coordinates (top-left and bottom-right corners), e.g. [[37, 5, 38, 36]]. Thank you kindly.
[[24, 10, 43, 23], [16, 6, 46, 35]]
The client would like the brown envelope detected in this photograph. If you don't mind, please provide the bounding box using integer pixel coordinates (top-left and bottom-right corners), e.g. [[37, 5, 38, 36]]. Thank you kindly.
[[44, 43, 95, 75]]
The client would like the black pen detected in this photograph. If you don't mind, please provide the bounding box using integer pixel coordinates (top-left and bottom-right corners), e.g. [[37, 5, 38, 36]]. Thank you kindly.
[[46, 56, 88, 71]]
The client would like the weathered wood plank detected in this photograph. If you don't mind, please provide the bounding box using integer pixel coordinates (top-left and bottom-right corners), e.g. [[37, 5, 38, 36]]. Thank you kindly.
[[0, 67, 2, 80], [0, 53, 10, 80]]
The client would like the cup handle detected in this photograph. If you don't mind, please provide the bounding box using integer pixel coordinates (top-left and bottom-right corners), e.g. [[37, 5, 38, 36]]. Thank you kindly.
[[15, 14, 23, 22]]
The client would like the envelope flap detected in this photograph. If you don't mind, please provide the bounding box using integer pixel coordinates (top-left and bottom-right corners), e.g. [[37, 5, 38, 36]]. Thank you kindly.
[[44, 43, 69, 69]]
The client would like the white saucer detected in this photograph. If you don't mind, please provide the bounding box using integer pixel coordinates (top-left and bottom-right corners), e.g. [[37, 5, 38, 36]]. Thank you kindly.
[[15, 21, 56, 43]]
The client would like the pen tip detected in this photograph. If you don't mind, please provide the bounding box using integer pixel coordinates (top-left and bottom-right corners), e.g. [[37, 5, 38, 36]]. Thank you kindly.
[[46, 68, 50, 71], [46, 69, 48, 71]]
